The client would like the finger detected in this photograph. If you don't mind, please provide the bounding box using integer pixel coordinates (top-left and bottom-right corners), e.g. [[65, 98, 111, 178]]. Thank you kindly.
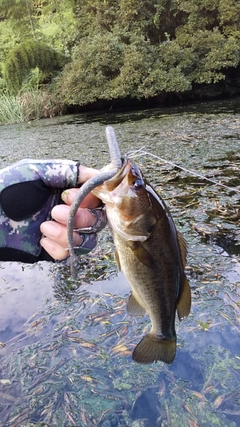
[[40, 237, 70, 260], [61, 188, 100, 208], [78, 165, 99, 184], [51, 204, 97, 228], [40, 221, 82, 250]]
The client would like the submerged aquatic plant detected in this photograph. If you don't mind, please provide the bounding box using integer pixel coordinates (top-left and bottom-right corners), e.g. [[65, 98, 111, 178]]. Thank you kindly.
[[0, 277, 239, 427]]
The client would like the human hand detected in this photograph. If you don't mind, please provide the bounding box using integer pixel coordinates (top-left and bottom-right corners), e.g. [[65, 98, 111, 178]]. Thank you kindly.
[[40, 166, 106, 260], [0, 161, 106, 263]]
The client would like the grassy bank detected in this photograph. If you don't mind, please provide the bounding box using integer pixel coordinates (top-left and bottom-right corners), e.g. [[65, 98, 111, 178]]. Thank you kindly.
[[0, 89, 64, 125], [0, 93, 24, 124]]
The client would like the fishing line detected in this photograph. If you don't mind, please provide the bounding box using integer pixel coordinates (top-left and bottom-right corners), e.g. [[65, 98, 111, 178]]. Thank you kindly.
[[127, 146, 147, 158], [129, 149, 240, 194]]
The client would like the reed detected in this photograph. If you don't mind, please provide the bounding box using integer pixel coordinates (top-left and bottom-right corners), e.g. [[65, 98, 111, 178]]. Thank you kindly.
[[0, 89, 64, 124], [0, 93, 25, 124], [19, 88, 63, 121]]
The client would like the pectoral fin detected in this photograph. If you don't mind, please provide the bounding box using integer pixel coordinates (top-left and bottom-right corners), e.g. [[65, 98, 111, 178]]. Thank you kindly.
[[126, 293, 146, 317], [128, 241, 155, 269], [177, 274, 191, 321]]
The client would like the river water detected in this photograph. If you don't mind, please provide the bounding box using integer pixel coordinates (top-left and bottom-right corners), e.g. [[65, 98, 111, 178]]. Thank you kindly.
[[0, 99, 239, 426]]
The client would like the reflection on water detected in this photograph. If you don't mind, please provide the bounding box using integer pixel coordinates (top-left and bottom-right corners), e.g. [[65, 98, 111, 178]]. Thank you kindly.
[[0, 263, 53, 338], [0, 99, 240, 426]]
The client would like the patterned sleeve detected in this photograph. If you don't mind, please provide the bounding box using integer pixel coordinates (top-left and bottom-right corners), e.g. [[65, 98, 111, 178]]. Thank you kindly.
[[0, 159, 80, 260], [0, 159, 80, 188]]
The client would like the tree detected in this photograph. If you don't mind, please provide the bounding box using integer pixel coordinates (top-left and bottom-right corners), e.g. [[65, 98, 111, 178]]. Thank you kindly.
[[4, 40, 64, 94], [56, 32, 124, 105], [1, 0, 240, 105], [0, 0, 39, 39]]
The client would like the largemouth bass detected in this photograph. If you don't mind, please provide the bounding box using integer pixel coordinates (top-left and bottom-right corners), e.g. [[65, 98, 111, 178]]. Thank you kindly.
[[93, 159, 191, 364]]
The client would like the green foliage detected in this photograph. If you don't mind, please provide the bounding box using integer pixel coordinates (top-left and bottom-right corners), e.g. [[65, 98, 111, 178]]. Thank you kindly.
[[56, 32, 125, 105], [72, 0, 174, 42], [0, 0, 39, 39], [38, 1, 78, 56], [0, 77, 7, 92], [178, 28, 240, 84], [56, 33, 192, 105], [1, 0, 240, 111], [4, 40, 64, 94], [0, 18, 18, 70], [218, 0, 240, 36], [21, 67, 42, 91]]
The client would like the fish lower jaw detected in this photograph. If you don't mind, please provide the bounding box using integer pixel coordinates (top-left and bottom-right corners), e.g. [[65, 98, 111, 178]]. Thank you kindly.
[[110, 193, 122, 203]]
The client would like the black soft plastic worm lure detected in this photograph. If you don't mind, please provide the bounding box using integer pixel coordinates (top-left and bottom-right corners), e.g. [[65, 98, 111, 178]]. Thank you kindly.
[[67, 126, 122, 279]]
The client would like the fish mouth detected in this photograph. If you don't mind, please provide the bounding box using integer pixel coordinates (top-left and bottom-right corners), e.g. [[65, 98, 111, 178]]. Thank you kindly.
[[105, 157, 144, 189], [93, 157, 145, 207], [104, 158, 132, 191]]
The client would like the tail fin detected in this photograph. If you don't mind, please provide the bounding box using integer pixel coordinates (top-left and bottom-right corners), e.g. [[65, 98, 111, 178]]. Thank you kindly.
[[132, 333, 176, 364]]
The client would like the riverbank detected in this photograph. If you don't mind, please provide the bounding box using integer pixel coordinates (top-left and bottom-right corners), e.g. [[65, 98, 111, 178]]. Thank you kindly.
[[1, 87, 240, 126]]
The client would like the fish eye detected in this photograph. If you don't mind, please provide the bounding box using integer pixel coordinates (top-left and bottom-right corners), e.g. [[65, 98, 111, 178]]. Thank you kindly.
[[133, 179, 144, 190]]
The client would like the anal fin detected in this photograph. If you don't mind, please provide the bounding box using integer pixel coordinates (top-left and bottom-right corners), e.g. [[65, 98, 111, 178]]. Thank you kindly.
[[177, 274, 191, 321]]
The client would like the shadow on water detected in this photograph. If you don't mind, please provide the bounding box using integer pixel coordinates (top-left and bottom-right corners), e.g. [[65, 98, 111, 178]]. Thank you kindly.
[[60, 97, 240, 126], [0, 98, 240, 426]]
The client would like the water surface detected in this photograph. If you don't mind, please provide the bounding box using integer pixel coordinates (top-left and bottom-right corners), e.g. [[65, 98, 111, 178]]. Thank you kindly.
[[0, 99, 239, 426]]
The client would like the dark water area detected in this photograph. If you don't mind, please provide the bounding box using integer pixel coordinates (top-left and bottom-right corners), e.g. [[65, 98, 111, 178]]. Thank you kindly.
[[0, 98, 239, 426]]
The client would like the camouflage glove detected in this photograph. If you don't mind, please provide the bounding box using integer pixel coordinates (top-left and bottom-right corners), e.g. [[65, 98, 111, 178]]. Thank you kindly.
[[0, 159, 106, 263]]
